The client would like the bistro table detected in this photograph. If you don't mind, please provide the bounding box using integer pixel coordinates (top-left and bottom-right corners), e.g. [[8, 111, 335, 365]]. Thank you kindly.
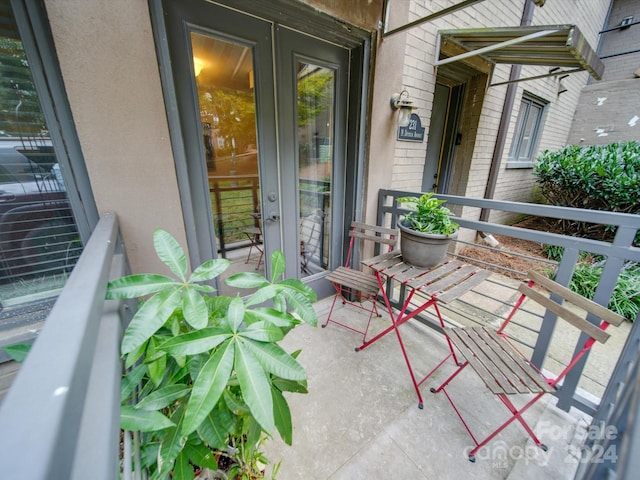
[[358, 250, 492, 408]]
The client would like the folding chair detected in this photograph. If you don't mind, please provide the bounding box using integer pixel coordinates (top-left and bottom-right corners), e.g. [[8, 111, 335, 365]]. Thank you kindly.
[[323, 221, 397, 342], [242, 213, 263, 269], [430, 270, 625, 462], [300, 209, 324, 275]]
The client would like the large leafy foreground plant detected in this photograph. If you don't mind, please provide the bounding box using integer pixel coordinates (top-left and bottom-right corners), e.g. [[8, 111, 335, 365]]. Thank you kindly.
[[107, 229, 317, 479]]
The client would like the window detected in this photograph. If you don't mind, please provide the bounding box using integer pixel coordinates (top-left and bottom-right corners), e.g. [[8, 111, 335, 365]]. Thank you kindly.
[[0, 1, 95, 355], [507, 94, 547, 168]]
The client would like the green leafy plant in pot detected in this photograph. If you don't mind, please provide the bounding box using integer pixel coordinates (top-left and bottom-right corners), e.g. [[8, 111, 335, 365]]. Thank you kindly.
[[107, 229, 317, 479], [397, 192, 459, 268]]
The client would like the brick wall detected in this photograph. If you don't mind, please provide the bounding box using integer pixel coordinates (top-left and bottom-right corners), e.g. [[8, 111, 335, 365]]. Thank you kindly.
[[567, 0, 640, 146], [386, 0, 610, 225]]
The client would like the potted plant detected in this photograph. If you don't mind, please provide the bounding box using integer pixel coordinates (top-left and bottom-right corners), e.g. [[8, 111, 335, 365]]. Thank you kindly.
[[397, 192, 459, 268], [108, 229, 317, 479]]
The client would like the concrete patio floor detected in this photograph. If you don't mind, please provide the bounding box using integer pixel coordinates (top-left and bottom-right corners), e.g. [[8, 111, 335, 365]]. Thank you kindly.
[[264, 295, 593, 480]]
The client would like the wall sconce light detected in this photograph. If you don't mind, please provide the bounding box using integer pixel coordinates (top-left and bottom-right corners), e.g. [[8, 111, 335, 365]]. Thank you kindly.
[[390, 90, 417, 127]]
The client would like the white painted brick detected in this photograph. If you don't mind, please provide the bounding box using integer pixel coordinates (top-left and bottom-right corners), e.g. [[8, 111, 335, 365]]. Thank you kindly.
[[385, 0, 610, 206]]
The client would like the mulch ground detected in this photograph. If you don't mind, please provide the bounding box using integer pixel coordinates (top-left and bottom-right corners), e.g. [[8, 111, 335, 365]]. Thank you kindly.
[[459, 217, 557, 279]]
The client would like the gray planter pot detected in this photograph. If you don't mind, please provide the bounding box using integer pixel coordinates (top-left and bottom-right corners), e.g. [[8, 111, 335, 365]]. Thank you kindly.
[[398, 221, 458, 268]]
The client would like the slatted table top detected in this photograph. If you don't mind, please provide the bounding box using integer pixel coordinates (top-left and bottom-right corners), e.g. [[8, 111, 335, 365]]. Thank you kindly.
[[361, 251, 492, 304]]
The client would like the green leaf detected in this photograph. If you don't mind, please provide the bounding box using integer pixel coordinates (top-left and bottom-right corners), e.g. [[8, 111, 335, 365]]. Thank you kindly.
[[121, 287, 183, 354], [2, 343, 31, 363], [182, 287, 208, 329], [272, 377, 308, 394], [227, 296, 245, 333], [147, 352, 167, 388], [238, 321, 284, 342], [154, 229, 188, 282], [225, 272, 269, 289], [135, 384, 190, 411], [273, 293, 287, 312], [234, 339, 275, 433], [158, 405, 188, 475], [124, 341, 147, 369], [197, 401, 235, 450], [272, 385, 293, 445], [159, 328, 231, 356], [270, 250, 285, 282], [121, 364, 147, 402], [106, 274, 178, 299], [223, 389, 250, 414], [278, 286, 318, 327], [244, 284, 279, 307], [278, 278, 317, 302], [185, 443, 219, 470], [121, 405, 175, 432], [189, 258, 230, 282], [190, 283, 216, 294], [241, 338, 306, 380], [182, 340, 235, 436], [243, 307, 298, 328], [172, 450, 192, 480]]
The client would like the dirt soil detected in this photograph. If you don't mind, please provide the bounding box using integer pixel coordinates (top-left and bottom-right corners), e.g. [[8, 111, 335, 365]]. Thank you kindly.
[[459, 217, 556, 279]]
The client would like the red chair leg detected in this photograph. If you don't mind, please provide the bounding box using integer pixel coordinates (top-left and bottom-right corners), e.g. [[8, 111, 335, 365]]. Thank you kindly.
[[323, 285, 384, 343]]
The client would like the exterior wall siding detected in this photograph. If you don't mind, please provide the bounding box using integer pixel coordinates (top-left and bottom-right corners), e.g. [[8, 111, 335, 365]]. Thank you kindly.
[[567, 0, 640, 145], [43, 0, 615, 274], [44, 0, 189, 275], [368, 0, 610, 226]]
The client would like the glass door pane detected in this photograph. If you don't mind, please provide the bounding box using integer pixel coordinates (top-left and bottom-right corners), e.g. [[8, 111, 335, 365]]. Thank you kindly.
[[190, 32, 262, 294], [297, 63, 334, 277]]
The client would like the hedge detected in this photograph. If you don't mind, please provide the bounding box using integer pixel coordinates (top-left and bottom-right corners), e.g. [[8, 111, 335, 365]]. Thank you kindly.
[[534, 141, 640, 240]]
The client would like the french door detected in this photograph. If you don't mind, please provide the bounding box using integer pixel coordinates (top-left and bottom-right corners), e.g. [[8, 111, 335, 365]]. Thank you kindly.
[[160, 0, 350, 297]]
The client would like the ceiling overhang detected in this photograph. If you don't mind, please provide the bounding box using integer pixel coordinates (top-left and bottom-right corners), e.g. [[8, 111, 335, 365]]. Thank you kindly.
[[435, 25, 604, 85]]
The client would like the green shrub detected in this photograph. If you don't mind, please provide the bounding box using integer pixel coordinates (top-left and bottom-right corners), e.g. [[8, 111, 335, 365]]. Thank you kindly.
[[534, 141, 640, 240], [568, 262, 640, 322], [542, 244, 564, 262]]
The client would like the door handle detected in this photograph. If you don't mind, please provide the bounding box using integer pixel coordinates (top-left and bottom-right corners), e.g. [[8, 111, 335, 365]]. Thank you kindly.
[[266, 212, 280, 222]]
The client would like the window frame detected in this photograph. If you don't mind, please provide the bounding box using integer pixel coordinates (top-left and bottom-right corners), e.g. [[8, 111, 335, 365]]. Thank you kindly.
[[506, 92, 548, 169], [0, 0, 98, 360], [12, 0, 98, 238]]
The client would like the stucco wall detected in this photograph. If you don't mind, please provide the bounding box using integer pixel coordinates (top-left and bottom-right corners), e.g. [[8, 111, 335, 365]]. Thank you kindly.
[[304, 0, 382, 30], [44, 0, 188, 275], [364, 2, 411, 227], [42, 0, 615, 274]]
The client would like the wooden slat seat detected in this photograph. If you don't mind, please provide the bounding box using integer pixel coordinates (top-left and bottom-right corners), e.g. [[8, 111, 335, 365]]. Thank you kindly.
[[431, 269, 625, 462], [323, 222, 397, 342], [444, 326, 555, 395], [325, 266, 380, 296]]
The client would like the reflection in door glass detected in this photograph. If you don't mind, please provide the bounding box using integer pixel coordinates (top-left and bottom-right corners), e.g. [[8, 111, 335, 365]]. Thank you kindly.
[[191, 32, 261, 294], [297, 63, 334, 277]]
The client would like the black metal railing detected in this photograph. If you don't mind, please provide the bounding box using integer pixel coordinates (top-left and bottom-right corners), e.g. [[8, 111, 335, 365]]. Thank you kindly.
[[0, 213, 130, 480], [210, 175, 331, 260]]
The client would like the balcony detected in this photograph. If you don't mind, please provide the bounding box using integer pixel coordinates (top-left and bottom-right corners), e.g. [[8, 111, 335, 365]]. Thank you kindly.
[[263, 296, 600, 479], [0, 191, 638, 479]]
